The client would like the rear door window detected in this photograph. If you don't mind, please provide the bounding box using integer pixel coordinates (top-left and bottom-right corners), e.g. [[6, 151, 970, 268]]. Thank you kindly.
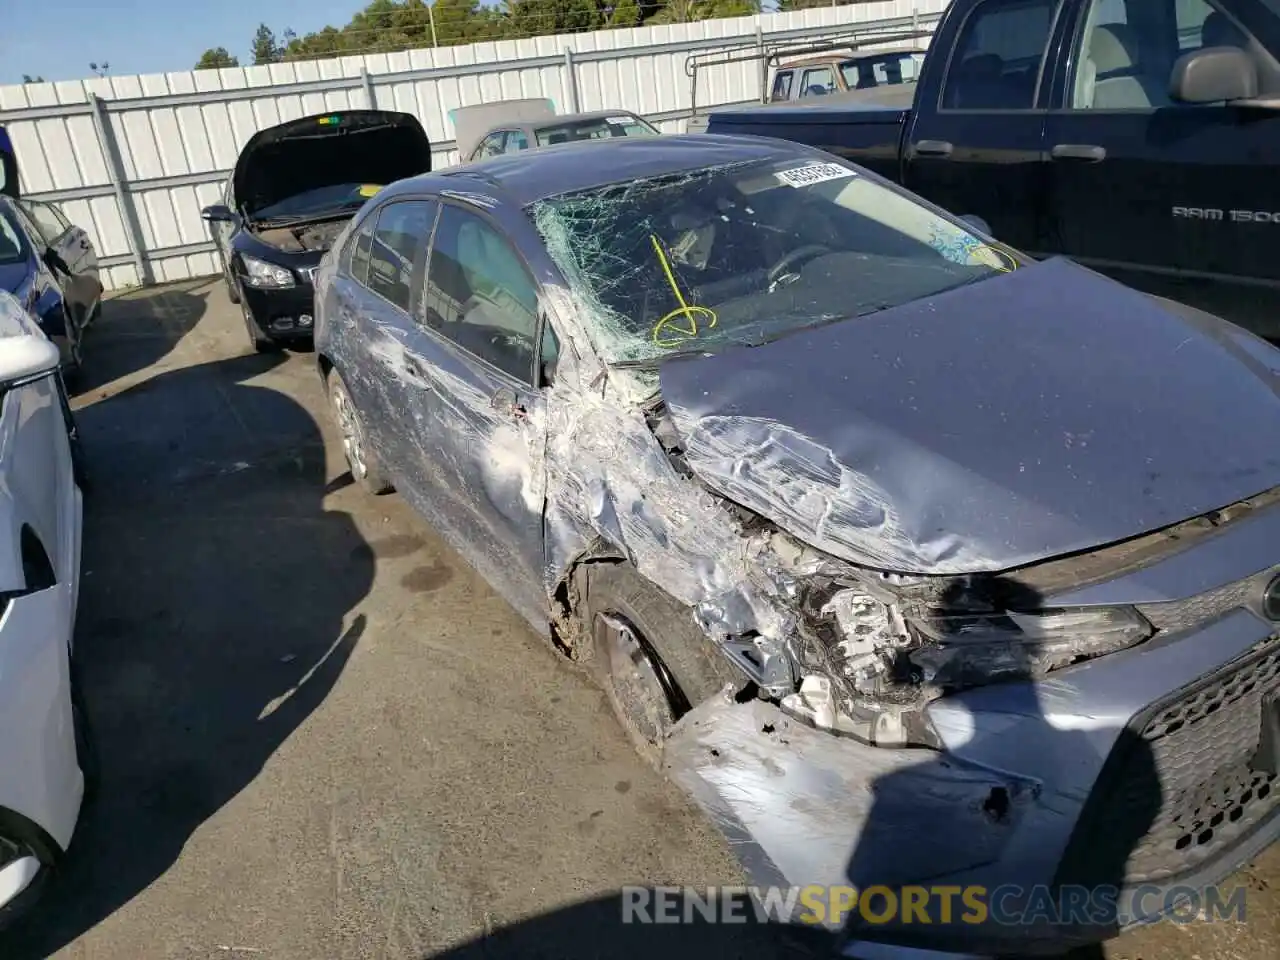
[[364, 199, 438, 312], [943, 0, 1057, 109], [20, 199, 69, 244]]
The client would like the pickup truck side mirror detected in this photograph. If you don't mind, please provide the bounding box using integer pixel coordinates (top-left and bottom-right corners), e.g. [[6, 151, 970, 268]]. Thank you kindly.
[[1170, 47, 1258, 104], [959, 214, 993, 236], [200, 204, 235, 223]]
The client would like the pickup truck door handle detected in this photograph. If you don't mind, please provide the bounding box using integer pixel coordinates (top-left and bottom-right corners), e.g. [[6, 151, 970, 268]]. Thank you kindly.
[[1051, 143, 1107, 162], [914, 139, 954, 158]]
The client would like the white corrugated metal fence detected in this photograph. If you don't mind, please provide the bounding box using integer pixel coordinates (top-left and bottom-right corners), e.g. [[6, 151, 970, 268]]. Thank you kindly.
[[0, 2, 948, 291]]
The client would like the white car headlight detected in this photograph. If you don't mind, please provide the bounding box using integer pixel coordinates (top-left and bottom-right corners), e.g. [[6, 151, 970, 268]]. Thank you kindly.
[[241, 255, 295, 289]]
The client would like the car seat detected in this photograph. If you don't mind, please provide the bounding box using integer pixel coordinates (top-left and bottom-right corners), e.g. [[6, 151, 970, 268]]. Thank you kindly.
[[1080, 23, 1170, 108]]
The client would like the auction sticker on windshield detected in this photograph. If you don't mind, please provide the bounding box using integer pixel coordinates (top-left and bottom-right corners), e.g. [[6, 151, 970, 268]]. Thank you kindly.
[[776, 163, 856, 188]]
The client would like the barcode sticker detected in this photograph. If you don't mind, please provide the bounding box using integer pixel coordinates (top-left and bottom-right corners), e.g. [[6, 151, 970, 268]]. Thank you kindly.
[[775, 162, 856, 188]]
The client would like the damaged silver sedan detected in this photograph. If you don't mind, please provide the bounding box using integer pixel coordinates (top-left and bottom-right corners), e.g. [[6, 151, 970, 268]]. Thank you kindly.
[[314, 135, 1280, 957]]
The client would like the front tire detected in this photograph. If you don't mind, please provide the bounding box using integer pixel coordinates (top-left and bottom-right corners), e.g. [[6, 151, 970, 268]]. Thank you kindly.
[[222, 253, 242, 305], [241, 301, 278, 354], [327, 368, 393, 495], [576, 562, 739, 766]]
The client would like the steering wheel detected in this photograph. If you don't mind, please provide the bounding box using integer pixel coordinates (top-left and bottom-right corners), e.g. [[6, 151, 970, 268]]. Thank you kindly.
[[767, 244, 832, 287]]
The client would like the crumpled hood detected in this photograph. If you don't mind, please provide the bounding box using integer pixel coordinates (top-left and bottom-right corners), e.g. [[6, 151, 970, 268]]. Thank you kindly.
[[659, 257, 1280, 575]]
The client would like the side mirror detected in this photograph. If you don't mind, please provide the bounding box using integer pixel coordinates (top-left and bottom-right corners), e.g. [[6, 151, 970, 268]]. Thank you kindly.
[[201, 204, 234, 223], [0, 334, 62, 386], [1171, 47, 1257, 104], [959, 214, 993, 236]]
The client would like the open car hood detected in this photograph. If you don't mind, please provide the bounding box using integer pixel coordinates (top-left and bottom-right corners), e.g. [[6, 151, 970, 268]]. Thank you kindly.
[[0, 127, 18, 200], [658, 257, 1280, 575], [233, 110, 432, 218]]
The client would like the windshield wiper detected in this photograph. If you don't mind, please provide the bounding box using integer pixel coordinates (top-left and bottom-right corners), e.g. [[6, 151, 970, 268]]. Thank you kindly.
[[610, 346, 718, 369]]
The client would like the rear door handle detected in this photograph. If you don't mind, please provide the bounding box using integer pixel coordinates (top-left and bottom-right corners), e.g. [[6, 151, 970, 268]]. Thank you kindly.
[[914, 139, 954, 158], [1051, 143, 1107, 162]]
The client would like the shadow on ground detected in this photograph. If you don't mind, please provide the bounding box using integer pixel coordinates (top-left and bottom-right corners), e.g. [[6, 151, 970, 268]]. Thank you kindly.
[[2, 351, 373, 958], [70, 278, 214, 398], [424, 891, 837, 959]]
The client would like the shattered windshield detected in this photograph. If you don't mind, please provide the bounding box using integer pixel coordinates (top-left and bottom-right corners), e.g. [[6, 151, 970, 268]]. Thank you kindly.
[[534, 115, 660, 147], [529, 157, 1021, 366]]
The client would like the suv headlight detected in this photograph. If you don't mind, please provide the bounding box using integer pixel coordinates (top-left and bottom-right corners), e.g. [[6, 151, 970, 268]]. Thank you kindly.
[[241, 255, 295, 289]]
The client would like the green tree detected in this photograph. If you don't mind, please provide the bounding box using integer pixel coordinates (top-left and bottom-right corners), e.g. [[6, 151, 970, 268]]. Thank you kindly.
[[653, 0, 759, 22], [251, 24, 282, 65], [195, 47, 240, 70], [502, 0, 605, 39], [605, 0, 642, 26]]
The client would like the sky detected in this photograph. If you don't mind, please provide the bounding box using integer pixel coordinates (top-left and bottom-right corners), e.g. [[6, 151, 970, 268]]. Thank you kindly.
[[1, 0, 376, 85]]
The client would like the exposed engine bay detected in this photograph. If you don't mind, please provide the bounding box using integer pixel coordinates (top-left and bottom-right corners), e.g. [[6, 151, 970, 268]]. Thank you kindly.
[[643, 395, 1280, 750], [250, 217, 350, 254]]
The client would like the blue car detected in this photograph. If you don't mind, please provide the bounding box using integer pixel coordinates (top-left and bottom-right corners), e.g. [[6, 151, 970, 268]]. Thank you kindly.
[[0, 128, 102, 374], [315, 134, 1280, 957]]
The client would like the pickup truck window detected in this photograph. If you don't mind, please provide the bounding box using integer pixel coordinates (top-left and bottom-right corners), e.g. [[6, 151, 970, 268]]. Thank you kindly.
[[530, 158, 1020, 366], [943, 0, 1058, 109], [772, 70, 794, 100], [799, 66, 836, 96], [1069, 0, 1264, 109]]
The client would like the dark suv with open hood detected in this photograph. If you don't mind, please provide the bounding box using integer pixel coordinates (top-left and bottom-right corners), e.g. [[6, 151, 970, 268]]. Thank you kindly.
[[202, 110, 431, 352]]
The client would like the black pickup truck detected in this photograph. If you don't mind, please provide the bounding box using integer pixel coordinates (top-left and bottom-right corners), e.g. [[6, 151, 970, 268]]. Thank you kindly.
[[707, 0, 1280, 334]]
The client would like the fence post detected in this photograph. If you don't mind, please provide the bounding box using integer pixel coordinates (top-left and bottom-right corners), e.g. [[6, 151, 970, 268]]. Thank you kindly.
[[563, 48, 580, 114], [756, 25, 767, 103], [90, 94, 149, 286], [361, 67, 378, 109]]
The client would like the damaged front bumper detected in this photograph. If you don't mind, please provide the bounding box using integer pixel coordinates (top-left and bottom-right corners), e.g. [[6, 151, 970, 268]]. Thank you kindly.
[[664, 604, 1280, 957]]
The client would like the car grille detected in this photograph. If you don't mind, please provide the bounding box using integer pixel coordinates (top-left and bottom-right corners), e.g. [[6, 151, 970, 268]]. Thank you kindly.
[[1057, 635, 1280, 889], [298, 266, 318, 284]]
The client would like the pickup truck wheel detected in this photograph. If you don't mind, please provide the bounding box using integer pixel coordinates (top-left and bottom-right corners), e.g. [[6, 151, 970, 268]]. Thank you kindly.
[[576, 561, 738, 766], [327, 368, 393, 495]]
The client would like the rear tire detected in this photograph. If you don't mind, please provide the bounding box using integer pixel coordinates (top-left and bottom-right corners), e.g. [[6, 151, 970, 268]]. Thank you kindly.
[[576, 562, 739, 766], [327, 368, 393, 495]]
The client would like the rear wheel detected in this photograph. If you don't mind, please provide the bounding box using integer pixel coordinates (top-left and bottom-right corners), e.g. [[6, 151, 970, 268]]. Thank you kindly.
[[327, 368, 393, 495], [576, 562, 739, 766]]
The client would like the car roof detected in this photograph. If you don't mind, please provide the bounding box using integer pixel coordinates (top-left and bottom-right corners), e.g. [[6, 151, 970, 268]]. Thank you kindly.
[[529, 109, 643, 128], [390, 134, 820, 206], [779, 47, 926, 69]]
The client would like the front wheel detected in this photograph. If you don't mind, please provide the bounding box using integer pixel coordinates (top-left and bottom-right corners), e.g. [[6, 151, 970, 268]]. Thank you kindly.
[[222, 253, 241, 305], [242, 301, 279, 355], [575, 562, 739, 766]]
